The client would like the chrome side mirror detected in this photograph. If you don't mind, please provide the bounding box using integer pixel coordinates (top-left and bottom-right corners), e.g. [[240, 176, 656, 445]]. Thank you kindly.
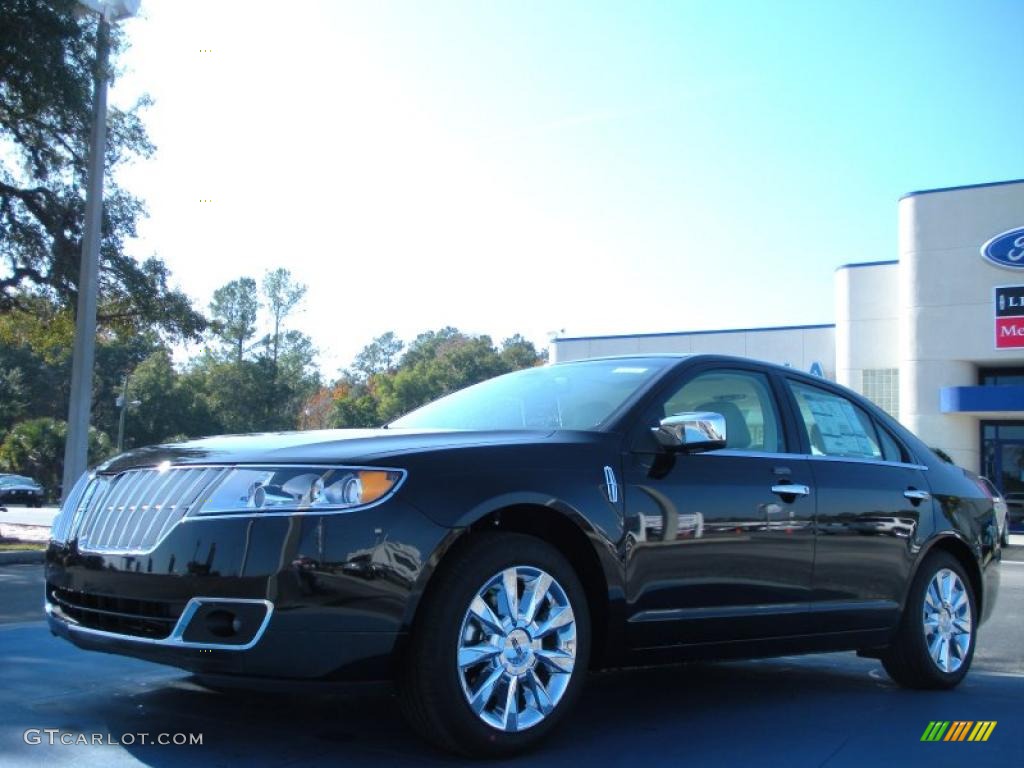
[[651, 412, 727, 453]]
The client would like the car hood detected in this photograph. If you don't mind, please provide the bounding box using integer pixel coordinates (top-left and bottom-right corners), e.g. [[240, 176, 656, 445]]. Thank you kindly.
[[98, 428, 559, 473]]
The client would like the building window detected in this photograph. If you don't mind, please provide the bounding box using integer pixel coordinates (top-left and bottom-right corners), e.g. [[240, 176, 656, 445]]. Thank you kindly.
[[861, 368, 899, 419], [981, 421, 1024, 497], [979, 367, 1024, 386]]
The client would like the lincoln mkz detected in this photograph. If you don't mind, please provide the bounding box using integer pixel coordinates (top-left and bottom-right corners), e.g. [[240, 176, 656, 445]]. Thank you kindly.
[[45, 355, 1001, 756]]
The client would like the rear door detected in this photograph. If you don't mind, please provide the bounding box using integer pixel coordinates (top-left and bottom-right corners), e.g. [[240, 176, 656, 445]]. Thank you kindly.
[[782, 378, 931, 632]]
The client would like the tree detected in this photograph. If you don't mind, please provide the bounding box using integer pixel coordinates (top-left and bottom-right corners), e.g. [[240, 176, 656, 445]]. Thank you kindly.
[[209, 277, 258, 362], [350, 331, 404, 381], [0, 367, 28, 433], [325, 328, 548, 427], [0, 417, 111, 497], [298, 386, 337, 430], [182, 354, 273, 435], [261, 268, 305, 367], [120, 350, 214, 448], [500, 333, 548, 369], [0, 0, 205, 340]]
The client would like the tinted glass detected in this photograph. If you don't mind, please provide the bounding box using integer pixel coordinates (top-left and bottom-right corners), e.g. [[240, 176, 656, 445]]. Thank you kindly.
[[788, 381, 881, 459], [979, 367, 1024, 386], [877, 426, 906, 463], [656, 369, 783, 452], [389, 359, 672, 430]]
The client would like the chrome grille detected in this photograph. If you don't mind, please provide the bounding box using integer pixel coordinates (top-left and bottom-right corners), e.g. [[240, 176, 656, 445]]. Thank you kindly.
[[51, 472, 91, 544], [58, 467, 228, 554]]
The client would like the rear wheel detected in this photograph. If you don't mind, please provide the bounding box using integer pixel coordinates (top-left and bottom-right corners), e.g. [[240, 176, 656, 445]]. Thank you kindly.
[[399, 532, 590, 757], [881, 551, 976, 689]]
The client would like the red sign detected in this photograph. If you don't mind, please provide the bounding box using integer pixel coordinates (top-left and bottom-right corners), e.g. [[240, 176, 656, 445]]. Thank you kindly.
[[995, 285, 1024, 349], [996, 317, 1024, 349]]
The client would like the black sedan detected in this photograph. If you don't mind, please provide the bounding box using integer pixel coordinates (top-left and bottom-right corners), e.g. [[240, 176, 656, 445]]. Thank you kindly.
[[45, 355, 1000, 757], [0, 474, 45, 507]]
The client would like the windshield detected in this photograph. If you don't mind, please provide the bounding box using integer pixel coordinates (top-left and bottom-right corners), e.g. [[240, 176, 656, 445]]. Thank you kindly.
[[0, 476, 33, 486], [388, 358, 670, 431]]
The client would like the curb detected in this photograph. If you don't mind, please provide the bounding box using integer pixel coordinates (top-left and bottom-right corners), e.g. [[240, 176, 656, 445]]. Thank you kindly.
[[0, 523, 50, 544], [0, 550, 45, 565]]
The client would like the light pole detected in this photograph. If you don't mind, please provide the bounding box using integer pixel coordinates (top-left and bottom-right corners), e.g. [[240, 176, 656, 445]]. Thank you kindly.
[[61, 0, 140, 502], [115, 373, 142, 453]]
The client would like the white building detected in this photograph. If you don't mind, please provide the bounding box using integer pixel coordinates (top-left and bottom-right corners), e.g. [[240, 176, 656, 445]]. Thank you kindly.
[[553, 178, 1024, 494]]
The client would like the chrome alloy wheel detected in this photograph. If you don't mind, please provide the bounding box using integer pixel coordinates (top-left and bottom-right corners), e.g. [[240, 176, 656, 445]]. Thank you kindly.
[[922, 568, 972, 673], [456, 566, 577, 732]]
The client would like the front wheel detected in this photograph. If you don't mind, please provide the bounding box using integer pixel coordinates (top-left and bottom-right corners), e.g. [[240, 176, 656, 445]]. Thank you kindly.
[[399, 532, 590, 757], [881, 551, 976, 689]]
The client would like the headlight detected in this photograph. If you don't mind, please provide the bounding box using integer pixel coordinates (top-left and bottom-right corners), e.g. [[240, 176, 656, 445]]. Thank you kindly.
[[191, 466, 405, 516]]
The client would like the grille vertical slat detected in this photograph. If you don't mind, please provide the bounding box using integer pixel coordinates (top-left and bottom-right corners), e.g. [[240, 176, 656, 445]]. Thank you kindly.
[[77, 474, 122, 550], [123, 468, 181, 551], [109, 470, 157, 550], [70, 466, 228, 554], [130, 468, 197, 551], [140, 469, 205, 550], [50, 474, 89, 543], [88, 471, 147, 550], [156, 468, 225, 542]]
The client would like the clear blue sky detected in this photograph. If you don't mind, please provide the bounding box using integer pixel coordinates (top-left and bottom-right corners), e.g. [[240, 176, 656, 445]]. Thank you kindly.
[[113, 1, 1024, 370]]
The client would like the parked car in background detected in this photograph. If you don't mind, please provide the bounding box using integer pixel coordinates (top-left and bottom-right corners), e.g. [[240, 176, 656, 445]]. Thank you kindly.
[[45, 355, 1001, 757], [0, 474, 46, 508], [1006, 492, 1024, 532], [976, 476, 1009, 546]]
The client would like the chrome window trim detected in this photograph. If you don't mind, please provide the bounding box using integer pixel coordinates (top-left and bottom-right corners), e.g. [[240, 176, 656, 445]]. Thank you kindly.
[[46, 596, 274, 651], [700, 449, 929, 471], [806, 454, 930, 472]]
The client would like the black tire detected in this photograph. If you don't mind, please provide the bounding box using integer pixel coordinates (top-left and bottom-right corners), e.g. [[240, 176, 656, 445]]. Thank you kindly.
[[399, 532, 590, 758], [881, 551, 976, 689], [1001, 524, 1010, 548]]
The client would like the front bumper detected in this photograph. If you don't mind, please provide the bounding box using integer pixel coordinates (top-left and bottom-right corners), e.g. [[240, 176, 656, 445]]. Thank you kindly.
[[45, 498, 450, 681]]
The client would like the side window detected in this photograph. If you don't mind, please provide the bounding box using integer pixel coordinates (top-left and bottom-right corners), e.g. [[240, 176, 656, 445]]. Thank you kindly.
[[876, 424, 906, 463], [788, 380, 881, 459], [657, 369, 783, 452]]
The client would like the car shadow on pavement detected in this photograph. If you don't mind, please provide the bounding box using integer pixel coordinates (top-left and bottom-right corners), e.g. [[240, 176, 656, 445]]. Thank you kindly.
[[76, 656, 911, 767]]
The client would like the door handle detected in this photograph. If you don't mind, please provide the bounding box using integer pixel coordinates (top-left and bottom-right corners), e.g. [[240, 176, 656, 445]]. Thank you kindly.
[[904, 488, 931, 503], [771, 483, 810, 498]]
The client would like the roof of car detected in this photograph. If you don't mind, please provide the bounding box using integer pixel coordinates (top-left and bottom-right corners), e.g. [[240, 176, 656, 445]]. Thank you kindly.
[[555, 353, 817, 378]]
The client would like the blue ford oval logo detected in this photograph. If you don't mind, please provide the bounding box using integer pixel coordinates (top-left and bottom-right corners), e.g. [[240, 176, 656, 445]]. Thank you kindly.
[[981, 227, 1024, 269]]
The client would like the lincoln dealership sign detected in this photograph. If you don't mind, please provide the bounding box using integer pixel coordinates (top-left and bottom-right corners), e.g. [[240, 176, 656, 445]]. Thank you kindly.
[[995, 285, 1024, 349], [981, 227, 1024, 269]]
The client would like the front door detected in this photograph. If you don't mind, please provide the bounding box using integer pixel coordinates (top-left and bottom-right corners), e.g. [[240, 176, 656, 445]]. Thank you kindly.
[[623, 367, 815, 649]]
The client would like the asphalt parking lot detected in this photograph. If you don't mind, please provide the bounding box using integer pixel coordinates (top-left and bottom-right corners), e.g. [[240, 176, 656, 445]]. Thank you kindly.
[[2, 552, 1022, 768]]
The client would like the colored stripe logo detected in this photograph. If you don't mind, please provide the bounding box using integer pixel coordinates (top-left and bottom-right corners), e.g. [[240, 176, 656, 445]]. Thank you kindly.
[[921, 721, 996, 742]]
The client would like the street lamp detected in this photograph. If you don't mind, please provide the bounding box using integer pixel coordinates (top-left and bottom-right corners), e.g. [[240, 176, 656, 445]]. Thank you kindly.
[[115, 373, 142, 453], [61, 0, 141, 502]]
